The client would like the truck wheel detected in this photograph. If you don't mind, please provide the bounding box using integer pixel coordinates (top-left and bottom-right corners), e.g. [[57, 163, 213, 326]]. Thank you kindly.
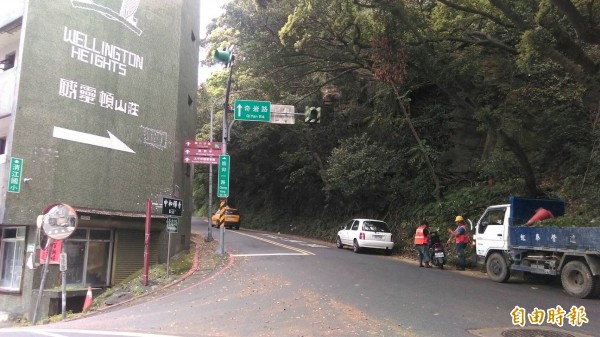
[[486, 253, 510, 283], [561, 260, 594, 298]]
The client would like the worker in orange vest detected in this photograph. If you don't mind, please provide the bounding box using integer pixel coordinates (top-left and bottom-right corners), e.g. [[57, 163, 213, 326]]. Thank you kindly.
[[448, 215, 469, 271], [414, 220, 430, 268]]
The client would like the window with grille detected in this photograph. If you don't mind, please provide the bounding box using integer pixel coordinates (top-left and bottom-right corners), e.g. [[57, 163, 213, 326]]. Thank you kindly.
[[0, 227, 25, 291]]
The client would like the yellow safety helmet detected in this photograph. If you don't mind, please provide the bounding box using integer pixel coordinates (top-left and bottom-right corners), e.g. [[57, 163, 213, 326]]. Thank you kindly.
[[455, 215, 464, 222]]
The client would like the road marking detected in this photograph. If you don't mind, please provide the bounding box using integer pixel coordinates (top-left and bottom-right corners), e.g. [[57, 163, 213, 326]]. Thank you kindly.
[[231, 231, 315, 256], [0, 328, 179, 337], [262, 234, 328, 248], [233, 253, 310, 257]]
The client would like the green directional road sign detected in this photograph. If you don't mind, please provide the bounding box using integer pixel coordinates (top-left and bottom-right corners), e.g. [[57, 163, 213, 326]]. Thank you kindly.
[[217, 155, 230, 198], [234, 100, 271, 122], [8, 157, 23, 193], [166, 217, 179, 233]]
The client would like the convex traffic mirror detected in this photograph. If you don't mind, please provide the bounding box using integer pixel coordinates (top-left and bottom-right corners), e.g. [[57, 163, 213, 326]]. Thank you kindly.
[[42, 203, 78, 240]]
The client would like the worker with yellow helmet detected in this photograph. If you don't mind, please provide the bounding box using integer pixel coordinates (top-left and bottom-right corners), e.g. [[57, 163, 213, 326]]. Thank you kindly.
[[447, 215, 469, 271]]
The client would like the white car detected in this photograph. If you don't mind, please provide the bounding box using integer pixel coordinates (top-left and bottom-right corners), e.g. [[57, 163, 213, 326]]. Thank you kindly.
[[336, 219, 394, 255]]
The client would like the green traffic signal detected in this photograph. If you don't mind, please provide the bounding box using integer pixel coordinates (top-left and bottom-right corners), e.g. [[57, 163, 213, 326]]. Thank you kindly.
[[214, 49, 234, 66], [304, 106, 321, 123]]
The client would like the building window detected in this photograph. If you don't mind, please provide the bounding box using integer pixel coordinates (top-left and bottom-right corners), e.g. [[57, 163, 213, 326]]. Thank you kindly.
[[0, 52, 16, 71], [64, 228, 112, 287], [0, 227, 25, 291], [0, 138, 6, 155]]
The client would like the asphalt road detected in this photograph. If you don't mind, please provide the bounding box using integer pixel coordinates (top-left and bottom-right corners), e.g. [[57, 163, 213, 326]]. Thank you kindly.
[[1, 217, 598, 337]]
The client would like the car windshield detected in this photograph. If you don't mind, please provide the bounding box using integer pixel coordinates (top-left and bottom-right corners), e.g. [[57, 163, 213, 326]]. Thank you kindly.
[[363, 221, 390, 232]]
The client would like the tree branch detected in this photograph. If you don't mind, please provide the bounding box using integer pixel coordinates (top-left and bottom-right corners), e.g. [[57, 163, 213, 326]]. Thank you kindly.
[[551, 0, 600, 44], [437, 0, 514, 28]]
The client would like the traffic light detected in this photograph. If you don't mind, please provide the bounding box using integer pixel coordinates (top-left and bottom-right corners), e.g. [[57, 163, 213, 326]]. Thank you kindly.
[[214, 49, 234, 67], [305, 106, 321, 123]]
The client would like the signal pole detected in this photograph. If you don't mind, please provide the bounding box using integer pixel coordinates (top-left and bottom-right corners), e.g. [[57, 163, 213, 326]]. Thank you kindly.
[[214, 48, 235, 256]]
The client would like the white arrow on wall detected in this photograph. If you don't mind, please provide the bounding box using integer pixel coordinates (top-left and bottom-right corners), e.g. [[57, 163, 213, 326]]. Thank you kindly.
[[53, 126, 135, 153]]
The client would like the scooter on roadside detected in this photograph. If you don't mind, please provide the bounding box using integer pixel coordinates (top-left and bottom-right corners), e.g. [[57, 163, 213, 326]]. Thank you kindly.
[[428, 231, 446, 269]]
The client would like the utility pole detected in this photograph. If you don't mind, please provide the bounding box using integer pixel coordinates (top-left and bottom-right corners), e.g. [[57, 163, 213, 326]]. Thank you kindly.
[[214, 48, 235, 256], [207, 88, 256, 242]]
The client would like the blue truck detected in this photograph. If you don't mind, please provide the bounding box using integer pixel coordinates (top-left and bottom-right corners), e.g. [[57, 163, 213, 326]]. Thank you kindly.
[[473, 196, 600, 298]]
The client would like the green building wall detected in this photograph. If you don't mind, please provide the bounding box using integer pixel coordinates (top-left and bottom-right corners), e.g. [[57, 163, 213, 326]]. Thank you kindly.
[[0, 0, 198, 320]]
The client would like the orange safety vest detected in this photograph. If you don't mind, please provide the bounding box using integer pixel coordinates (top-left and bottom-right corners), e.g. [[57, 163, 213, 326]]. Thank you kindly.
[[414, 225, 429, 245], [455, 225, 469, 244]]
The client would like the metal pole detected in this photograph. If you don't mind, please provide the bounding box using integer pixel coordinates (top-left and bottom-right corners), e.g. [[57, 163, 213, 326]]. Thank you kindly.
[[207, 97, 219, 242], [208, 88, 255, 242], [216, 57, 235, 256], [61, 270, 66, 320], [60, 249, 67, 320], [166, 232, 171, 279], [32, 238, 54, 325], [143, 198, 151, 286]]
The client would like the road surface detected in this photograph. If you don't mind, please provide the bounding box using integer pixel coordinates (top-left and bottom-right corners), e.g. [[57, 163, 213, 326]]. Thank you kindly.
[[1, 218, 597, 336]]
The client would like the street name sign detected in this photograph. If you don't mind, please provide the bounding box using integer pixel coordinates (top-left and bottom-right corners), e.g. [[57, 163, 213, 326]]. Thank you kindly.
[[234, 100, 271, 122], [8, 157, 23, 193], [184, 148, 222, 157], [217, 155, 230, 198], [183, 141, 223, 165], [184, 141, 222, 149], [166, 217, 179, 233], [184, 155, 219, 164], [270, 104, 296, 125], [162, 197, 183, 216]]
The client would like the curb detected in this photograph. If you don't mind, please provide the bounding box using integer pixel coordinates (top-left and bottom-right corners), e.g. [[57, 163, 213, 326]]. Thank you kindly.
[[91, 233, 206, 312]]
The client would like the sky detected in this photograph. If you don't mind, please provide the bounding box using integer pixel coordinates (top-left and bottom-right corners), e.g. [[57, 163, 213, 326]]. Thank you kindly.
[[200, 0, 229, 39], [0, 0, 25, 26], [198, 0, 230, 84]]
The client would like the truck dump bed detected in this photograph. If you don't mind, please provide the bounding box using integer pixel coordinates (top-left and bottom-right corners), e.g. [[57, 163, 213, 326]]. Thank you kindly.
[[508, 195, 565, 226], [510, 226, 600, 252], [508, 196, 600, 251]]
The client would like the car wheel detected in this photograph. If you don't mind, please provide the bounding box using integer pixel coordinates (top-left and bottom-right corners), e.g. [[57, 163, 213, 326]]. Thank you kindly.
[[336, 236, 343, 249], [353, 240, 360, 253], [384, 249, 392, 256], [235, 225, 240, 230]]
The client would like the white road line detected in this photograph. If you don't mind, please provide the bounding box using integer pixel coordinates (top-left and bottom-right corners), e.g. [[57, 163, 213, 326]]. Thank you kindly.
[[233, 253, 310, 257], [0, 329, 180, 337], [231, 232, 315, 256], [262, 234, 328, 248]]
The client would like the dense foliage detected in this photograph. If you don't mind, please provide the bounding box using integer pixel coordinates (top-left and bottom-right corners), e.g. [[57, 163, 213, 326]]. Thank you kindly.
[[196, 0, 600, 247]]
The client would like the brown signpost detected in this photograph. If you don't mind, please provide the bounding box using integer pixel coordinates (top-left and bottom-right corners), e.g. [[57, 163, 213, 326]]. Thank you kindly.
[[184, 148, 222, 157], [183, 141, 222, 165], [184, 140, 222, 149], [183, 155, 219, 164]]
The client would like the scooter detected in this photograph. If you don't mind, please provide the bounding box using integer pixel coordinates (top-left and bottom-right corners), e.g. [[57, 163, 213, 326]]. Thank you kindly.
[[428, 231, 446, 269]]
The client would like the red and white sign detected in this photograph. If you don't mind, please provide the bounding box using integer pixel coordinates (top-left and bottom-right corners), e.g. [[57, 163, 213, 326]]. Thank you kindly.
[[184, 141, 222, 149], [183, 141, 223, 164], [184, 147, 222, 157], [40, 240, 62, 265], [184, 155, 219, 164]]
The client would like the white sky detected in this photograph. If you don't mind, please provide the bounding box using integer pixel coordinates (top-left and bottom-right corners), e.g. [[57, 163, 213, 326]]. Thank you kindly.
[[199, 0, 230, 84], [0, 0, 25, 25], [200, 0, 228, 39]]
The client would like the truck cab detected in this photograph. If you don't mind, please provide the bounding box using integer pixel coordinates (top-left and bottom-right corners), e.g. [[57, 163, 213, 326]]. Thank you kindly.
[[474, 204, 510, 263], [473, 196, 600, 298]]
